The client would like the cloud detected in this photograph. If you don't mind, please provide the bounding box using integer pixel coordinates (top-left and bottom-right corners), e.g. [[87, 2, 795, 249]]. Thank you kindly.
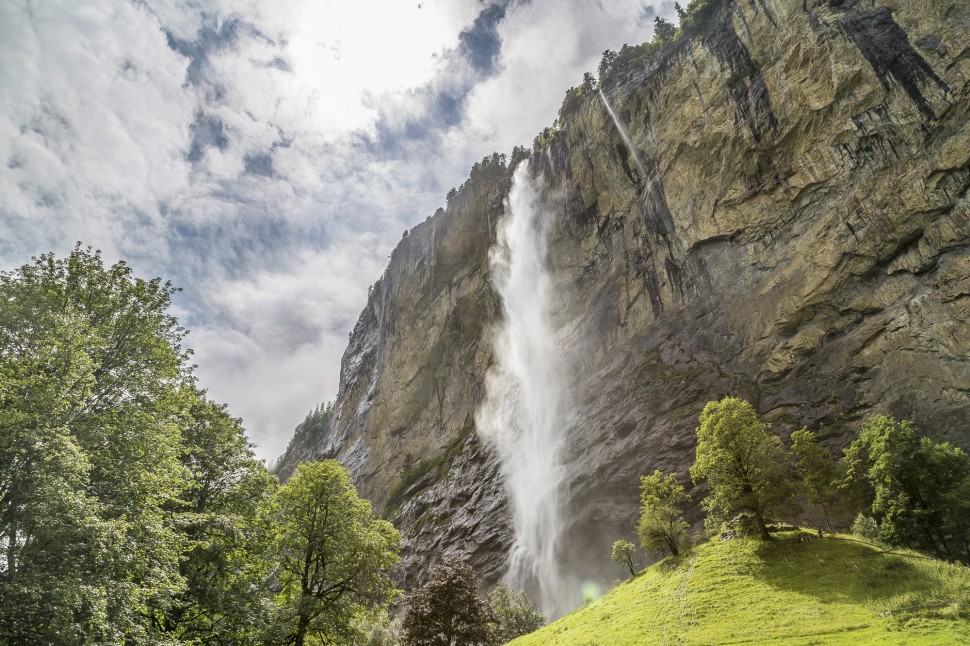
[[1, 0, 672, 462]]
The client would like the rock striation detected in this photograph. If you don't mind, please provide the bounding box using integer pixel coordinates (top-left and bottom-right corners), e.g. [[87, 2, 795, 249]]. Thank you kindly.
[[277, 0, 970, 599]]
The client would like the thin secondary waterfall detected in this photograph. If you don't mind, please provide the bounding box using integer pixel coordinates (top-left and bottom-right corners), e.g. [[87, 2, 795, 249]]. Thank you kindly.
[[598, 89, 648, 177], [477, 161, 571, 618]]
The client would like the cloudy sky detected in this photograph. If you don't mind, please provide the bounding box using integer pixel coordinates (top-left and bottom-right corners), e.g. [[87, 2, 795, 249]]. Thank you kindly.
[[1, 0, 673, 462]]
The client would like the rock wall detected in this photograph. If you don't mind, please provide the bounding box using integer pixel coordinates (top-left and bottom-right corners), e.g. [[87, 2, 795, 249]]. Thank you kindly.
[[277, 0, 970, 596]]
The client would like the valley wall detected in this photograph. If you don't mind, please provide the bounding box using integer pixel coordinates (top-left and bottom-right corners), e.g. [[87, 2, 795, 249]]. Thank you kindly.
[[277, 0, 970, 597]]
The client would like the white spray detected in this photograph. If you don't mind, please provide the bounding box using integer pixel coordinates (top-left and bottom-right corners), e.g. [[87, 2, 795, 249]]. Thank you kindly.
[[477, 161, 572, 617], [598, 89, 648, 178]]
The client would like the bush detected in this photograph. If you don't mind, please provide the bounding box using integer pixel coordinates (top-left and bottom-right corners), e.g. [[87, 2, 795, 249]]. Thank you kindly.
[[490, 582, 545, 643], [852, 514, 881, 542]]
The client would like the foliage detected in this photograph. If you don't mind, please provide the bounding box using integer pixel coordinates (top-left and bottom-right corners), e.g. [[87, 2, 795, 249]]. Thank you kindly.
[[510, 531, 970, 645], [852, 513, 882, 542], [509, 145, 531, 171], [0, 246, 193, 643], [157, 392, 277, 643], [352, 608, 400, 646], [532, 125, 559, 152], [400, 559, 497, 646], [679, 0, 721, 36], [690, 398, 796, 540], [790, 428, 845, 532], [653, 17, 677, 44], [597, 50, 618, 82], [843, 415, 970, 563], [264, 460, 401, 646], [637, 470, 691, 556], [611, 539, 638, 578], [385, 417, 476, 516], [489, 581, 545, 644]]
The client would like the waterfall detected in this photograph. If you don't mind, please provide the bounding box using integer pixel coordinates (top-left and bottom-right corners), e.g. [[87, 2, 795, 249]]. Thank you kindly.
[[477, 161, 572, 617], [598, 89, 648, 178]]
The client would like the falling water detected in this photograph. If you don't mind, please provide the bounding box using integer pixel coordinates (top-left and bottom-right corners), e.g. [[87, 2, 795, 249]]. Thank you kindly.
[[477, 161, 572, 617], [598, 89, 648, 178]]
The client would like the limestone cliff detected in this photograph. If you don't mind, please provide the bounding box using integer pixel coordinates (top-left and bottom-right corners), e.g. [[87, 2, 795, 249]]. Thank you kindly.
[[277, 0, 970, 597]]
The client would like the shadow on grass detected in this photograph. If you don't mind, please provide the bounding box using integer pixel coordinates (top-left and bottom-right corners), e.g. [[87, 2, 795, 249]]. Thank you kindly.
[[751, 531, 937, 605]]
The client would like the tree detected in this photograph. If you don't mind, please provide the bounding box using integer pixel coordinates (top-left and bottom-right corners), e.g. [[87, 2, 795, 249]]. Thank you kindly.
[[598, 49, 618, 82], [675, 2, 687, 21], [265, 460, 401, 646], [399, 559, 497, 646], [690, 398, 796, 540], [637, 470, 690, 556], [790, 428, 844, 532], [611, 539, 638, 577], [843, 415, 970, 563], [653, 17, 677, 43], [489, 581, 544, 643], [156, 392, 277, 643], [0, 246, 193, 643]]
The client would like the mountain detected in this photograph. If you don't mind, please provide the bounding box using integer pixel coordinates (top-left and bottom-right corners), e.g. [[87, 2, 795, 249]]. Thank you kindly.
[[276, 0, 970, 613]]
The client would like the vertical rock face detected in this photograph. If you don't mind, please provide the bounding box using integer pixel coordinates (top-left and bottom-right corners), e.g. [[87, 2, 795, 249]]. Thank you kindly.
[[277, 0, 970, 598]]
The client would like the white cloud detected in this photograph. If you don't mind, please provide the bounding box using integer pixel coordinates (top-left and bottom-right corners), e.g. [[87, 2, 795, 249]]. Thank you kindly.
[[1, 0, 672, 462]]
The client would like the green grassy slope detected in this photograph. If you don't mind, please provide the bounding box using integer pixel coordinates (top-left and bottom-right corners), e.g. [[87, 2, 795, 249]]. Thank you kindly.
[[511, 531, 970, 645]]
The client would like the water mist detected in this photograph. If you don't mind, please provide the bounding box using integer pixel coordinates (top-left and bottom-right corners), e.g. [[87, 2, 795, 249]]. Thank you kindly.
[[477, 161, 572, 617]]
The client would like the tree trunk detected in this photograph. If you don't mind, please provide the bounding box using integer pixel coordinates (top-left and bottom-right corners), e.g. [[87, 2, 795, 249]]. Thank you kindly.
[[755, 513, 772, 541], [295, 611, 309, 646]]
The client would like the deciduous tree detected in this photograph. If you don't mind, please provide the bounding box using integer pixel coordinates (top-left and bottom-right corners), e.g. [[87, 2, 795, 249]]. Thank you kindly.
[[690, 398, 796, 540], [611, 539, 638, 577], [400, 559, 497, 646], [790, 428, 844, 532], [637, 470, 690, 556], [489, 581, 544, 643], [843, 415, 970, 563], [265, 460, 400, 646], [0, 246, 192, 643]]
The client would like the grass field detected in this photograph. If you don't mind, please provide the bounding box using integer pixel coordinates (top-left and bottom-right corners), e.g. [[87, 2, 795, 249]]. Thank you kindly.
[[510, 531, 970, 645]]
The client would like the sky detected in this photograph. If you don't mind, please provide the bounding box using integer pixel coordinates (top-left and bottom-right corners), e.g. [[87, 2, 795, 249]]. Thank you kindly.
[[1, 0, 674, 463]]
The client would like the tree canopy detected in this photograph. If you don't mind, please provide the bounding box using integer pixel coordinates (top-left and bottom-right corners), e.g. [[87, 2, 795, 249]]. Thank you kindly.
[[638, 470, 690, 556], [690, 397, 795, 540], [265, 460, 401, 646], [400, 559, 497, 646], [844, 415, 970, 563]]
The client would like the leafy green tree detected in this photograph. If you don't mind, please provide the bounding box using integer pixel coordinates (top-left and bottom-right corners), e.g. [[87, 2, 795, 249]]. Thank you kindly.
[[611, 539, 638, 577], [489, 581, 545, 643], [0, 246, 192, 643], [790, 428, 844, 532], [399, 559, 497, 646], [637, 470, 690, 556], [265, 460, 401, 646], [690, 398, 796, 540], [674, 2, 687, 21], [157, 392, 277, 643], [843, 415, 970, 563]]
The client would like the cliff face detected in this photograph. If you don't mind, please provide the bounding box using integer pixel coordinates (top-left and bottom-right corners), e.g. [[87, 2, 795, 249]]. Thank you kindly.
[[277, 0, 970, 595]]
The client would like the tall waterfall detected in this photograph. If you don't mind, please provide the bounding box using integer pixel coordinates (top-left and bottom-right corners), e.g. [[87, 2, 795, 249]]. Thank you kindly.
[[477, 161, 572, 617], [598, 89, 648, 178]]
